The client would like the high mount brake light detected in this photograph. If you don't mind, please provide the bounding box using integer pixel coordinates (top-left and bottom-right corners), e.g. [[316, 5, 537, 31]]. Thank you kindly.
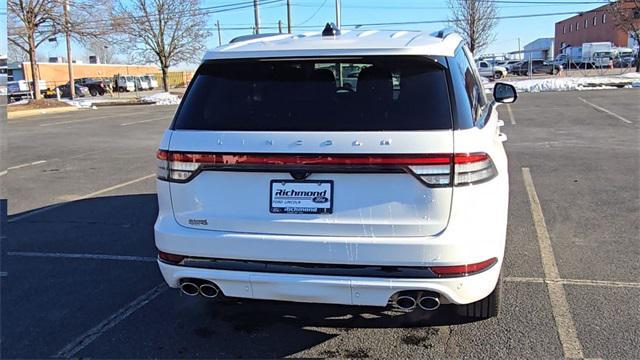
[[156, 151, 497, 186]]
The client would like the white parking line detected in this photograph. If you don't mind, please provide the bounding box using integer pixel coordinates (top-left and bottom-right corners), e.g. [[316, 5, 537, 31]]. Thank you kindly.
[[7, 160, 47, 171], [54, 283, 167, 358], [120, 117, 166, 126], [7, 251, 156, 262], [506, 104, 516, 125], [40, 119, 89, 127], [8, 173, 155, 222], [39, 113, 132, 127], [505, 276, 640, 289], [522, 167, 584, 359], [578, 97, 632, 124], [0, 170, 7, 177]]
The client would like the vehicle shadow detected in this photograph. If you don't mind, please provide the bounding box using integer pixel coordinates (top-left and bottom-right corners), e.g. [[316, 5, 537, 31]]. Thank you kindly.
[[196, 295, 480, 328], [6, 194, 484, 358]]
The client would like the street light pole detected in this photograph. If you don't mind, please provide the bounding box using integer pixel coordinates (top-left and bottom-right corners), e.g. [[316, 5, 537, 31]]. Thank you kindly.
[[216, 20, 222, 46], [253, 0, 260, 34], [286, 0, 292, 33], [63, 0, 75, 99], [335, 0, 341, 28]]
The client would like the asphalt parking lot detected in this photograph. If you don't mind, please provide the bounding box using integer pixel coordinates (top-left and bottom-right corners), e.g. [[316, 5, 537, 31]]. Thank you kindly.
[[1, 89, 639, 359]]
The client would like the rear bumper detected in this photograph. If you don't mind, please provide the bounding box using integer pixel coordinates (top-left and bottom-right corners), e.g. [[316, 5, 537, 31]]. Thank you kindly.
[[154, 169, 508, 306], [158, 258, 501, 306]]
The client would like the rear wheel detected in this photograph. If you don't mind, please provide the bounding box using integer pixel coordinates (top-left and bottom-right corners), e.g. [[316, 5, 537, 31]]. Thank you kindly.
[[90, 88, 98, 96], [494, 71, 503, 79], [457, 276, 502, 320]]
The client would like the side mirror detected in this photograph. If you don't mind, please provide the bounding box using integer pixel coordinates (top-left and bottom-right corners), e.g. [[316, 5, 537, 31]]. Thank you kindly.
[[493, 82, 517, 104]]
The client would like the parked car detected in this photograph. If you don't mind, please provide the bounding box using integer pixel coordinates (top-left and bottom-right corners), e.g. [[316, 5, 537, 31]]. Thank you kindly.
[[76, 78, 109, 96], [7, 79, 48, 102], [512, 59, 562, 76], [57, 83, 90, 98], [589, 51, 613, 68], [134, 75, 150, 91], [141, 74, 158, 90], [614, 54, 637, 68], [476, 60, 508, 79], [113, 75, 135, 92], [497, 59, 522, 72], [154, 26, 516, 320]]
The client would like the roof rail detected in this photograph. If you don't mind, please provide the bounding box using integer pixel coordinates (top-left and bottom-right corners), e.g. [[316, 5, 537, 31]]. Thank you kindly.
[[229, 33, 284, 44], [431, 28, 455, 39]]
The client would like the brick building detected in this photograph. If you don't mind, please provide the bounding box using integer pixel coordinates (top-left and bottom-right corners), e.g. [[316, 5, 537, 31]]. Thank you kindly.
[[554, 1, 639, 55]]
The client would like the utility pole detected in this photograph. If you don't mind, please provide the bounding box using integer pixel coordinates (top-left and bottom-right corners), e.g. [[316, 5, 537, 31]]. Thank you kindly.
[[335, 0, 341, 28], [278, 20, 282, 33], [63, 0, 75, 99], [216, 20, 222, 46], [517, 37, 521, 60], [286, 0, 292, 33], [253, 0, 260, 34]]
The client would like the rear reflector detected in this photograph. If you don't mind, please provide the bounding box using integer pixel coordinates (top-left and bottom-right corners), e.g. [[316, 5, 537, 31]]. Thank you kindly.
[[430, 257, 498, 277], [156, 150, 497, 186], [158, 251, 185, 263]]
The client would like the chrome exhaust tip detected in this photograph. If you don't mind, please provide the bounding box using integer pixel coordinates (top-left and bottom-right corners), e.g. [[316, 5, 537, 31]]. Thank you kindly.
[[394, 295, 417, 311], [199, 283, 220, 298], [418, 296, 440, 311], [179, 281, 200, 296]]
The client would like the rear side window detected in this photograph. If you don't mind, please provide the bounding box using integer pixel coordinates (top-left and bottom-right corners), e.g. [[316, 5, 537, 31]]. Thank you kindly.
[[173, 57, 452, 131]]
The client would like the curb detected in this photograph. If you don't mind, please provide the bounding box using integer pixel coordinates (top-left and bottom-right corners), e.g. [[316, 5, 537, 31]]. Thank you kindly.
[[8, 106, 80, 120]]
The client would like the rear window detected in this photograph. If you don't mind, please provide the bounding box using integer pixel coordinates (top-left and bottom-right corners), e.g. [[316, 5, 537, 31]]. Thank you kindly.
[[173, 57, 452, 131]]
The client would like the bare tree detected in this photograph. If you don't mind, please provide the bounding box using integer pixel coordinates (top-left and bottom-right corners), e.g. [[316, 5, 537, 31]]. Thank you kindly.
[[608, 0, 640, 72], [8, 0, 59, 99], [448, 0, 498, 54], [8, 41, 30, 63], [114, 0, 211, 92], [86, 38, 119, 64]]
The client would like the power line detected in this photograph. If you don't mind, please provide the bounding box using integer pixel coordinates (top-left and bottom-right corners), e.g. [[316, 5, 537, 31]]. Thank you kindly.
[[8, 9, 597, 37], [296, 0, 328, 26]]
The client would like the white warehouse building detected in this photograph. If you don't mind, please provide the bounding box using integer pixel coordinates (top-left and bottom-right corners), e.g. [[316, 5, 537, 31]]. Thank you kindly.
[[523, 38, 555, 60]]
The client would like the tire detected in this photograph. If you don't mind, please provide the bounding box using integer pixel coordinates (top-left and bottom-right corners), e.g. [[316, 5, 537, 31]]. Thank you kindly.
[[90, 88, 98, 97], [98, 88, 105, 96], [457, 276, 502, 320], [494, 71, 503, 79]]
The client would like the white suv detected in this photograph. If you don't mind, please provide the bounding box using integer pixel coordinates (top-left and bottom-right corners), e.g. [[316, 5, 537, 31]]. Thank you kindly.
[[155, 25, 517, 320]]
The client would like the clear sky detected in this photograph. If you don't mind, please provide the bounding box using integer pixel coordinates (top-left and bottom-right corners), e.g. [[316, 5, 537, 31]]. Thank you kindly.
[[32, 0, 609, 69], [1, 1, 7, 55]]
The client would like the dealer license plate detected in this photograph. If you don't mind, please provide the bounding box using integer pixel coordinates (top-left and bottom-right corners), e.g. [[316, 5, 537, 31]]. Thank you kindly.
[[270, 180, 333, 214]]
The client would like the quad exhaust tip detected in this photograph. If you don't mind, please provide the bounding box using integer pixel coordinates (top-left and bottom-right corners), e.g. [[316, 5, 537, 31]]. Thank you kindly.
[[199, 283, 219, 298], [418, 296, 440, 311], [394, 295, 418, 311], [179, 281, 200, 296], [392, 292, 441, 312], [179, 279, 221, 298]]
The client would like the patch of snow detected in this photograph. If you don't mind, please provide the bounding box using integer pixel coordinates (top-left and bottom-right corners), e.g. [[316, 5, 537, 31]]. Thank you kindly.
[[619, 72, 640, 79], [62, 99, 94, 108], [9, 99, 29, 105], [141, 92, 181, 105], [484, 76, 637, 93]]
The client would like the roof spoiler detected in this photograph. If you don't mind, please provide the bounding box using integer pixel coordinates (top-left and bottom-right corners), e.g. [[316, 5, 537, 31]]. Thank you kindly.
[[431, 28, 456, 39]]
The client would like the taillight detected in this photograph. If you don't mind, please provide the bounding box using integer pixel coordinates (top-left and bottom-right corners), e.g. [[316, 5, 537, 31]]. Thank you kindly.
[[156, 150, 497, 186], [430, 257, 498, 277], [452, 153, 497, 186]]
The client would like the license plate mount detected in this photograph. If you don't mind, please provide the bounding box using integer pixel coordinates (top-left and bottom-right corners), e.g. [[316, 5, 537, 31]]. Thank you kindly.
[[270, 180, 333, 215]]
